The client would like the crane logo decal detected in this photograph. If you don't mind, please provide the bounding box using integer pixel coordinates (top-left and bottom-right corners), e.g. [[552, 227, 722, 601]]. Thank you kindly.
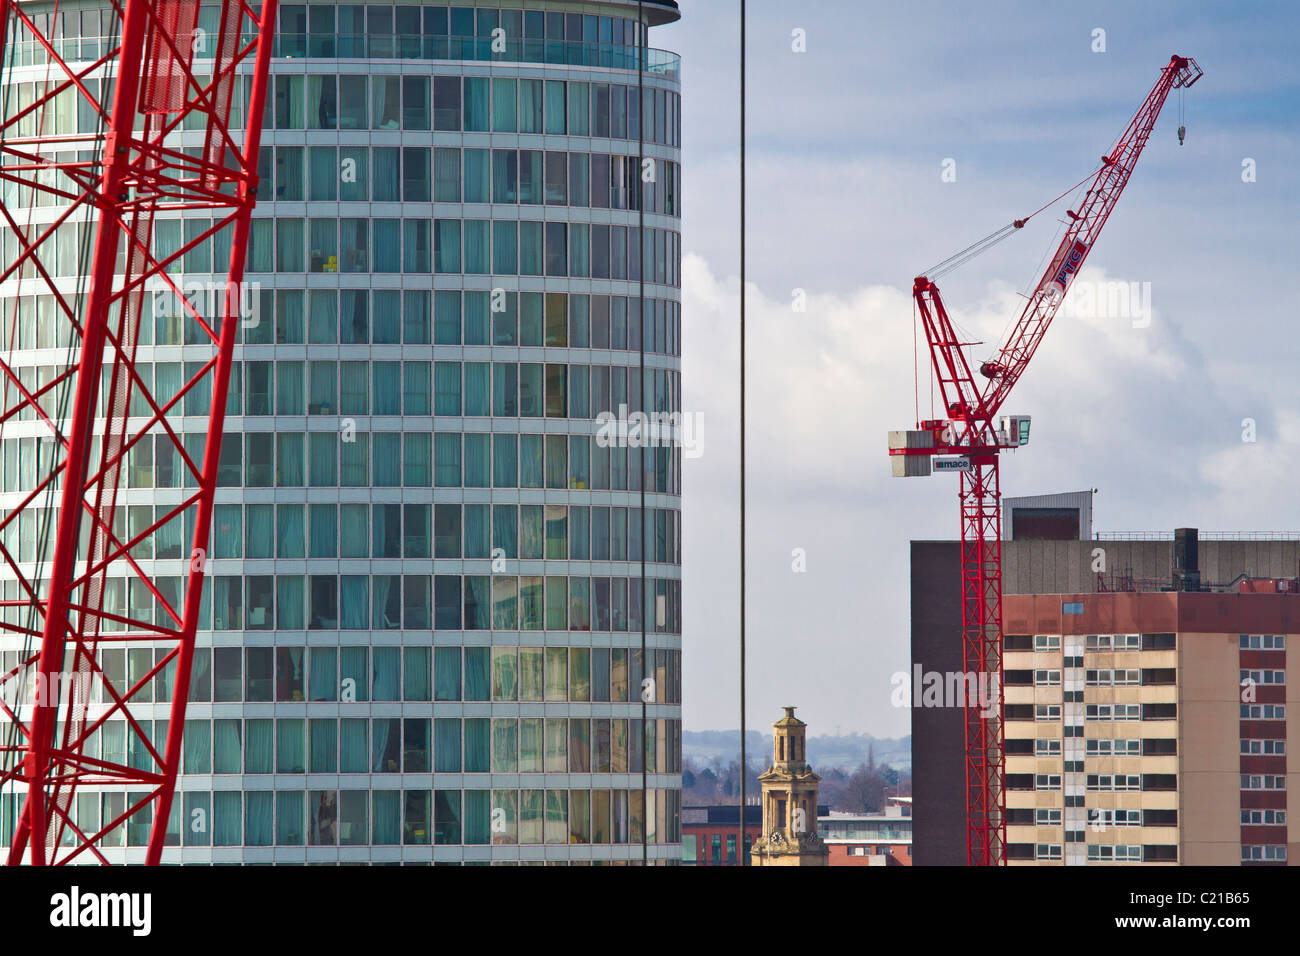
[[1051, 239, 1089, 291]]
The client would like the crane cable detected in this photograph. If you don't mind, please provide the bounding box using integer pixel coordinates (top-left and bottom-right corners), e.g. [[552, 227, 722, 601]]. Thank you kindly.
[[922, 162, 1105, 283]]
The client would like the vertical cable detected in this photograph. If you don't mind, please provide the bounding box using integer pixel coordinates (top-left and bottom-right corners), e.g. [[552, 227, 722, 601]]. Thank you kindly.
[[737, 0, 747, 865], [637, 0, 648, 867]]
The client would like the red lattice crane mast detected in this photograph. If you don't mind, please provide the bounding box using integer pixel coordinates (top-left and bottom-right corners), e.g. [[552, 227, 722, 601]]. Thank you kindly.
[[0, 0, 277, 864], [889, 54, 1202, 866]]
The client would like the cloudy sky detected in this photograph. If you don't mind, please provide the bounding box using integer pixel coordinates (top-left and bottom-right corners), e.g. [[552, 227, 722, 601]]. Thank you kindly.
[[654, 0, 1300, 738]]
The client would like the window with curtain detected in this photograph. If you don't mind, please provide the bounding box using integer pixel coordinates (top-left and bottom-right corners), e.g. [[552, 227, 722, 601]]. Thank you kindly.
[[434, 718, 461, 773], [404, 290, 430, 344], [403, 647, 431, 701], [463, 220, 490, 274], [434, 362, 461, 415], [339, 291, 368, 344], [404, 218, 431, 273], [308, 146, 337, 201], [340, 433, 368, 485], [367, 648, 399, 701], [214, 791, 241, 846], [277, 791, 305, 846], [403, 433, 431, 487], [341, 575, 369, 629], [435, 646, 462, 701], [245, 719, 273, 773], [435, 433, 461, 487], [464, 148, 490, 203], [492, 504, 517, 559], [568, 81, 589, 135], [434, 147, 460, 202], [339, 504, 368, 557], [277, 575, 305, 630], [518, 79, 543, 133], [277, 433, 305, 486], [341, 717, 368, 770], [460, 504, 489, 559], [276, 504, 305, 558], [544, 81, 566, 134], [310, 718, 337, 772], [370, 148, 399, 205], [277, 719, 305, 773], [276, 218, 305, 273], [403, 362, 431, 415], [373, 76, 400, 129], [465, 434, 490, 488], [309, 648, 336, 702], [373, 433, 402, 486], [520, 434, 544, 488], [463, 76, 489, 130], [212, 504, 241, 558], [492, 220, 517, 275], [519, 221, 543, 275], [373, 791, 400, 845], [434, 219, 460, 273], [339, 362, 368, 414], [308, 290, 337, 345], [308, 432, 337, 487], [491, 78, 516, 131], [275, 360, 304, 414], [372, 361, 401, 414], [370, 575, 400, 629]]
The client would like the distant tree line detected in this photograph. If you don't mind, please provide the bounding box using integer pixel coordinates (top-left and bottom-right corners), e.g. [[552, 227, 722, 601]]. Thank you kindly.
[[681, 755, 909, 814]]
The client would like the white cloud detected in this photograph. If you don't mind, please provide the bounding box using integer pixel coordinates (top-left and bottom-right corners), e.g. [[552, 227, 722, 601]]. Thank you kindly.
[[681, 252, 1290, 736]]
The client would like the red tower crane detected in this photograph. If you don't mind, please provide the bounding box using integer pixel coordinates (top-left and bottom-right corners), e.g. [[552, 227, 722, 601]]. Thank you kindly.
[[889, 54, 1202, 866], [0, 0, 277, 864]]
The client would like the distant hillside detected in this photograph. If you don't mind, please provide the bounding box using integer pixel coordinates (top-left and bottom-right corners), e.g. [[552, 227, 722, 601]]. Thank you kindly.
[[684, 730, 911, 773]]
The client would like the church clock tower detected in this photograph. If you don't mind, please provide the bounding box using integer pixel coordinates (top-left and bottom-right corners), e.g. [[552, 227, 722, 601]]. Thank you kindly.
[[752, 707, 830, 866]]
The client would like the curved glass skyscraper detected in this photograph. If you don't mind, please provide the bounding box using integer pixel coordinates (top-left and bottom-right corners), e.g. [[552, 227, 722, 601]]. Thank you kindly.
[[0, 0, 682, 864]]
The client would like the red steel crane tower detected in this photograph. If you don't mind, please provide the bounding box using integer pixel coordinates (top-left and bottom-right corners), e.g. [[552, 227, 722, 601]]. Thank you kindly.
[[889, 54, 1203, 866], [0, 0, 277, 863]]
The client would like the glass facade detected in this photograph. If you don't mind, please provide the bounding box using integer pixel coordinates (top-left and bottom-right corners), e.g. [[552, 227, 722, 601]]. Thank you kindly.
[[0, 0, 682, 864]]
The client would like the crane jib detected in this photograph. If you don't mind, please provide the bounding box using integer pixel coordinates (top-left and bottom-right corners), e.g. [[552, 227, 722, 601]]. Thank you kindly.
[[1050, 239, 1089, 291]]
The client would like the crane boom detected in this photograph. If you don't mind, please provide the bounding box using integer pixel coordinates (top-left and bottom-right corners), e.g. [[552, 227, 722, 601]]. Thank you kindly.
[[979, 54, 1203, 418], [889, 54, 1202, 866]]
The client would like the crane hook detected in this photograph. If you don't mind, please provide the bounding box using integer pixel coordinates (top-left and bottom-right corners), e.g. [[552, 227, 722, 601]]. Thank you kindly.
[[1178, 124, 1186, 145]]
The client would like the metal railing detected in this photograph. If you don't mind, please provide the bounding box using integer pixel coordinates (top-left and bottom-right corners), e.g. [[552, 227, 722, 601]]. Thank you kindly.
[[1094, 532, 1300, 541], [10, 34, 681, 82]]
